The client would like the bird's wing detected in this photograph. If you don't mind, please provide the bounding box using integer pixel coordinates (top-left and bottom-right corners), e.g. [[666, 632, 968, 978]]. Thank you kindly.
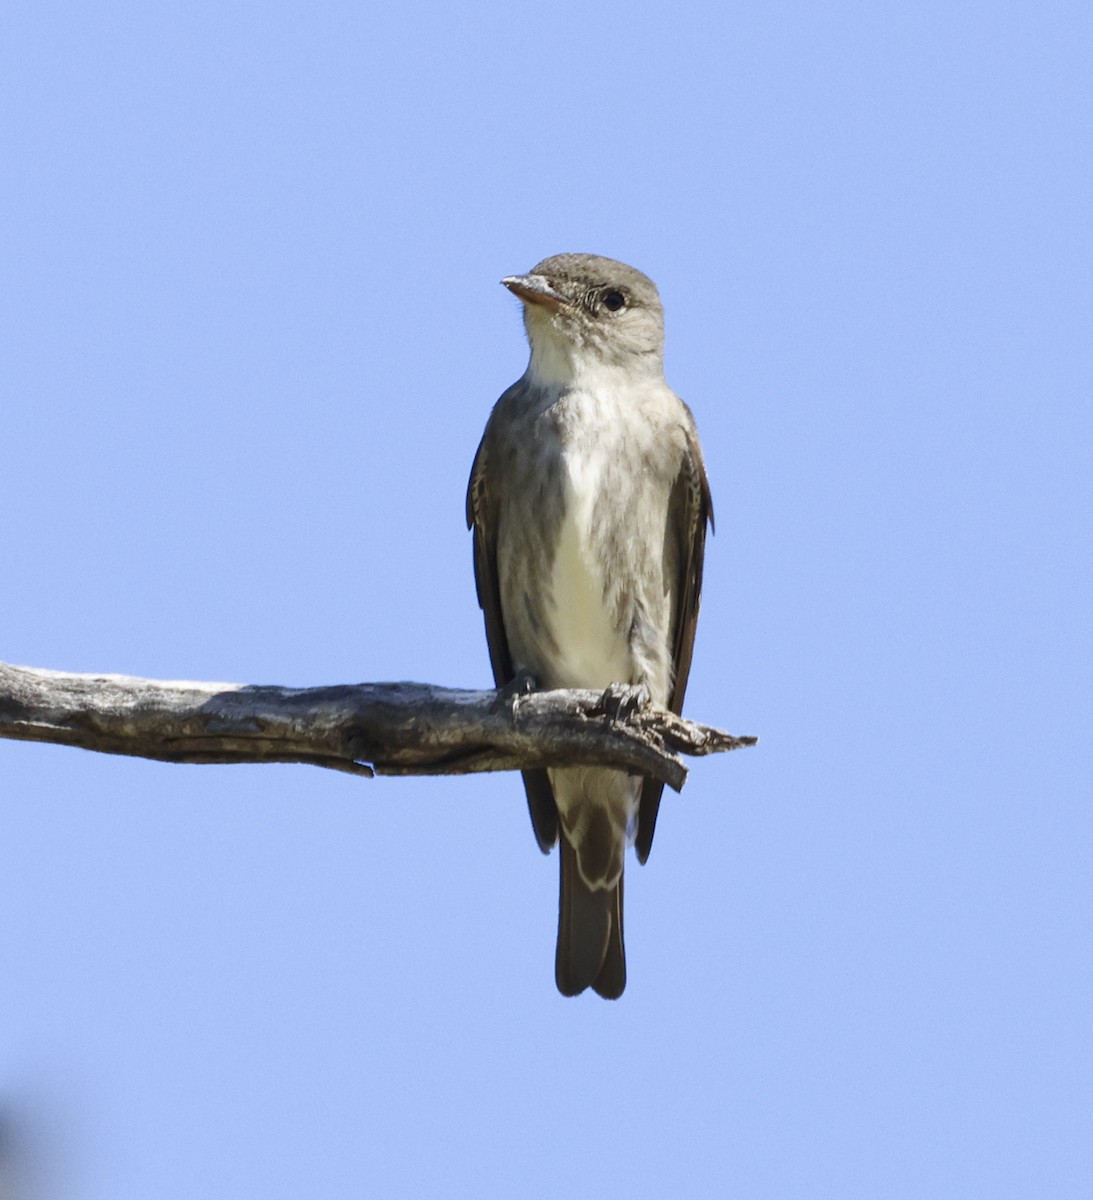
[[635, 419, 713, 863], [467, 427, 559, 852]]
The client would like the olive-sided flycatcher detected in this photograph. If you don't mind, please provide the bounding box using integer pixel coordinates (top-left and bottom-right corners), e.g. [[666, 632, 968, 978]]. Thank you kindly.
[[467, 253, 712, 998]]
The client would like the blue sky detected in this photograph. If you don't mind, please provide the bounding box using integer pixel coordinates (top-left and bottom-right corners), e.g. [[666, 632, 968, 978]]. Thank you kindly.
[[2, 1, 1090, 1196]]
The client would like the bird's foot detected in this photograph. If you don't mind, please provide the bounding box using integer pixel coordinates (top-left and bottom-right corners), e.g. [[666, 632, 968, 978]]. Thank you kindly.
[[493, 671, 539, 714], [599, 681, 651, 723]]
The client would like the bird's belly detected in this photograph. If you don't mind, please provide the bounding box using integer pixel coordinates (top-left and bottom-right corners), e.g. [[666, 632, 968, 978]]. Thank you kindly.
[[542, 451, 631, 690]]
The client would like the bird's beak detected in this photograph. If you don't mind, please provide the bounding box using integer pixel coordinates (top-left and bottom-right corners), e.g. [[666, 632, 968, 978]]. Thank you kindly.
[[501, 274, 570, 311]]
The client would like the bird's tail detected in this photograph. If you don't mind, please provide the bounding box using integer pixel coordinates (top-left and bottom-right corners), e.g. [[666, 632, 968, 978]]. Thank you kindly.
[[556, 835, 626, 999]]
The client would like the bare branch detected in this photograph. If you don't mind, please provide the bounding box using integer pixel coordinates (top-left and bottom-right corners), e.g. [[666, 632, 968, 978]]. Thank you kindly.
[[0, 662, 756, 790]]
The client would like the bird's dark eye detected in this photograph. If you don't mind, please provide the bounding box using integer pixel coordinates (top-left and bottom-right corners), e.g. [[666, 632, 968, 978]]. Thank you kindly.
[[602, 290, 626, 312]]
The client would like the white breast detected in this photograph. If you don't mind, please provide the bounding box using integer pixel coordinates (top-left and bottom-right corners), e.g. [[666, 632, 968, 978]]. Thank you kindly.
[[544, 421, 632, 690]]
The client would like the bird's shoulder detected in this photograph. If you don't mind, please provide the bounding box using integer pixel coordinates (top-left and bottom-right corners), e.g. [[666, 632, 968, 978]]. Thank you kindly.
[[467, 376, 556, 528]]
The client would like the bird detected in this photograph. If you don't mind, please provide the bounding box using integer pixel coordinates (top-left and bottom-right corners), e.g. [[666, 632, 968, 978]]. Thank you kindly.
[[466, 253, 712, 998]]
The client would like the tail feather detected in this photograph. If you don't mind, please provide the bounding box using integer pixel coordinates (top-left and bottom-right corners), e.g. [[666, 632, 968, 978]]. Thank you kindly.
[[592, 873, 625, 1000], [556, 836, 626, 999]]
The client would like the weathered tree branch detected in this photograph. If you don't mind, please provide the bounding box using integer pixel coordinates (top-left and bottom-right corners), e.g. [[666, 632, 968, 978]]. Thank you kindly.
[[0, 662, 756, 790]]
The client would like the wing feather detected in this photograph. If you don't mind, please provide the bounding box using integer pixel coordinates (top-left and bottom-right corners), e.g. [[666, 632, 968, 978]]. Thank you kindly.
[[635, 424, 713, 863], [467, 431, 559, 851]]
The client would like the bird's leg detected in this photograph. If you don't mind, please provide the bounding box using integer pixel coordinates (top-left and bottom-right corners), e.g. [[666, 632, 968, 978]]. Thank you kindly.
[[492, 670, 539, 713], [599, 680, 651, 723]]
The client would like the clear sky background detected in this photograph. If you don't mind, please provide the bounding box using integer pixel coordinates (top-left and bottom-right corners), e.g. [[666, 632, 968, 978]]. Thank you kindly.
[[2, 1, 1090, 1197]]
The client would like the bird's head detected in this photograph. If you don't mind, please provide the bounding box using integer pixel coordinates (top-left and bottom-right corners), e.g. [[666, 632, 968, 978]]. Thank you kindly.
[[502, 253, 666, 387]]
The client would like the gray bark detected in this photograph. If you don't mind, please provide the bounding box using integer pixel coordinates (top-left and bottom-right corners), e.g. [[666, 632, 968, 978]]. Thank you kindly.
[[0, 662, 756, 789]]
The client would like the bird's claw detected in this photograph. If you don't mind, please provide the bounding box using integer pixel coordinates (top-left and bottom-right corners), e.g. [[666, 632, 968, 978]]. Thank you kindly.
[[599, 682, 651, 723], [493, 671, 539, 714]]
